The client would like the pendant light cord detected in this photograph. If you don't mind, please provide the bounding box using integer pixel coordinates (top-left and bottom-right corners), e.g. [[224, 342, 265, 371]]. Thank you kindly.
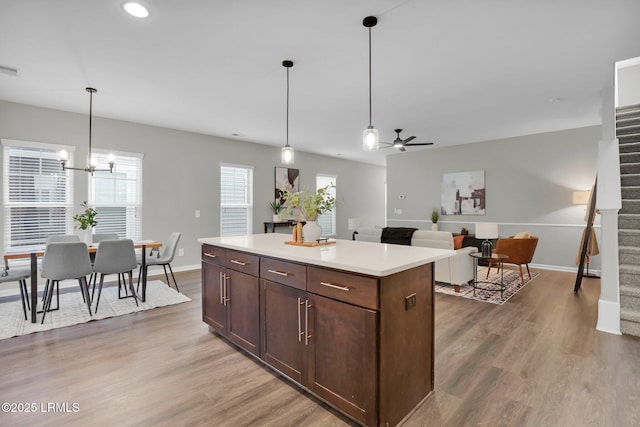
[[368, 26, 372, 127], [88, 89, 93, 160], [286, 66, 290, 147]]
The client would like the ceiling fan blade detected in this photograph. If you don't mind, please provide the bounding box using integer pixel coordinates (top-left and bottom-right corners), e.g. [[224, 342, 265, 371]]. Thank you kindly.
[[397, 146, 406, 152], [405, 142, 434, 146], [403, 136, 416, 143]]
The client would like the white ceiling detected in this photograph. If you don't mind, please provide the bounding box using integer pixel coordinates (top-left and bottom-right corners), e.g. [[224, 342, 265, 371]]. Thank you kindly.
[[1, 0, 639, 166]]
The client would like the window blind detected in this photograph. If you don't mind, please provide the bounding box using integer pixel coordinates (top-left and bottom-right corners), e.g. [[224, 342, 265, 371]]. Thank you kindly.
[[220, 164, 253, 236], [316, 174, 337, 236], [88, 151, 142, 240], [2, 141, 74, 250]]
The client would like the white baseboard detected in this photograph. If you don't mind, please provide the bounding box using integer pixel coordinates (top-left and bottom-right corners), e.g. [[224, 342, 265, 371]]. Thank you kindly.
[[528, 263, 600, 276], [596, 299, 621, 335]]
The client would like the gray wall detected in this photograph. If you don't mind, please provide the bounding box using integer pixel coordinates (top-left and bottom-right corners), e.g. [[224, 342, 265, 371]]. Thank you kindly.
[[0, 100, 386, 270], [386, 126, 601, 271], [618, 63, 640, 107]]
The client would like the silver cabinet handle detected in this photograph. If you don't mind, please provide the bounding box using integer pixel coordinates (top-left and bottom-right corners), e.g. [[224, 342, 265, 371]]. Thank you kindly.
[[297, 297, 303, 343], [219, 272, 224, 305], [204, 253, 217, 258], [230, 259, 246, 266], [267, 269, 289, 277], [319, 281, 350, 292], [223, 273, 229, 305], [305, 300, 312, 345]]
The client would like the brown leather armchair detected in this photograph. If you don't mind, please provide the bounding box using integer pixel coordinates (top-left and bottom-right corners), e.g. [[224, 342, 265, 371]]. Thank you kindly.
[[487, 236, 539, 285]]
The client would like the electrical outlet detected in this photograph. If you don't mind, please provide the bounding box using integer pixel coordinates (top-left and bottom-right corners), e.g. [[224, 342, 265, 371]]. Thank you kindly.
[[178, 248, 184, 257], [394, 208, 403, 215], [405, 293, 416, 310]]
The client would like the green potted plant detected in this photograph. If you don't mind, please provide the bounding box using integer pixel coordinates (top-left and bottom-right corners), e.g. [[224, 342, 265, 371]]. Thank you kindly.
[[73, 201, 98, 244], [269, 200, 283, 222], [430, 209, 439, 231], [281, 184, 336, 241]]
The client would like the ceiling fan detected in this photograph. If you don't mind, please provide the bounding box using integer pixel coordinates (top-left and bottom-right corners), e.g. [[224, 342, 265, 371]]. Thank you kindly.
[[381, 129, 434, 152]]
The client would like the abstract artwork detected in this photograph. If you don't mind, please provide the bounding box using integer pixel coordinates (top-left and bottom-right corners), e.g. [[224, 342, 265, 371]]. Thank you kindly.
[[275, 167, 299, 204], [441, 170, 485, 215]]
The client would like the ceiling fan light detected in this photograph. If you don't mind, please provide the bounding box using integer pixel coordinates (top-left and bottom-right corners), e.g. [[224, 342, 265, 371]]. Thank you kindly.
[[363, 126, 379, 151], [281, 145, 294, 164]]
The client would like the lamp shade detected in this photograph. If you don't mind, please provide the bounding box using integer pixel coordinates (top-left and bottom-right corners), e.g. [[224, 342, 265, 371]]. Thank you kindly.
[[572, 190, 590, 205], [475, 223, 498, 239], [348, 218, 362, 230]]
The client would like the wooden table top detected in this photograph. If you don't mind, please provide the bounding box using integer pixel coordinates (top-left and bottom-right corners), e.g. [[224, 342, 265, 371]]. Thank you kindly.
[[3, 240, 162, 260]]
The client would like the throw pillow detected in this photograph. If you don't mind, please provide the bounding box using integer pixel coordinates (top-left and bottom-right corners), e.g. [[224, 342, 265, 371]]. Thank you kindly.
[[453, 235, 464, 249], [514, 231, 531, 239]]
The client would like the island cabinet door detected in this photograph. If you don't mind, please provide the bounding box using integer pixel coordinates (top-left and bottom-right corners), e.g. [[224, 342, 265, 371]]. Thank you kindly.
[[306, 293, 378, 427], [202, 261, 227, 334], [226, 269, 260, 356], [260, 279, 307, 384]]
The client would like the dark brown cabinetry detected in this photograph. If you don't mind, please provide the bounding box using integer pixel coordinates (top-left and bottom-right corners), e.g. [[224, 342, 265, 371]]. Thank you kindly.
[[201, 245, 260, 356], [202, 243, 434, 426]]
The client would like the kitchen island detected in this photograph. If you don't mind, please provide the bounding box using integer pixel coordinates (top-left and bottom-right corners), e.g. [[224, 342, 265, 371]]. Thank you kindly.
[[198, 233, 453, 426]]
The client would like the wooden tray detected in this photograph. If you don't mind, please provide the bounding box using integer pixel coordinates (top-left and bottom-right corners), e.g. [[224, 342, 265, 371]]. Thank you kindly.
[[285, 240, 336, 247]]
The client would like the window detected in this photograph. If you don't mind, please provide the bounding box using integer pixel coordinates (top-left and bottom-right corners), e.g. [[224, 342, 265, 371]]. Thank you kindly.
[[2, 139, 74, 251], [316, 174, 336, 236], [220, 164, 253, 236], [88, 150, 142, 240]]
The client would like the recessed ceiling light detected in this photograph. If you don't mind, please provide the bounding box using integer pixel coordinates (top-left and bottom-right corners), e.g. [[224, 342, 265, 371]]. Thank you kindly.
[[123, 2, 149, 18], [547, 97, 562, 104]]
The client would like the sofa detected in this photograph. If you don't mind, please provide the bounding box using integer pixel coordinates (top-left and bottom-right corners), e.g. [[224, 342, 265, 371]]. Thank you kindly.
[[355, 227, 478, 291]]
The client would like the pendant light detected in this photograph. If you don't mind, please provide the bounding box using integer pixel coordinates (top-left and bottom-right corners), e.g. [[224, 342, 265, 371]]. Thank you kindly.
[[59, 87, 115, 174], [281, 60, 295, 164], [362, 16, 379, 151]]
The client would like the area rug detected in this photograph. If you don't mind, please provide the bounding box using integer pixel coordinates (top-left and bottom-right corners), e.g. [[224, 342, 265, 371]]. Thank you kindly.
[[0, 280, 191, 340], [435, 267, 538, 305]]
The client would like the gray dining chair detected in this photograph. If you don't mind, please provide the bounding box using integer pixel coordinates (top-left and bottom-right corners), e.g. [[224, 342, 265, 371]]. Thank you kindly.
[[46, 234, 80, 244], [93, 239, 138, 313], [40, 241, 93, 323], [92, 233, 119, 243], [0, 265, 31, 320], [89, 233, 119, 296], [138, 232, 181, 293]]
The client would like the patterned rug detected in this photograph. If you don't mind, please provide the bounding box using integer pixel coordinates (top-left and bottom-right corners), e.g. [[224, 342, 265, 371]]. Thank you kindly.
[[435, 266, 538, 304], [0, 280, 191, 340]]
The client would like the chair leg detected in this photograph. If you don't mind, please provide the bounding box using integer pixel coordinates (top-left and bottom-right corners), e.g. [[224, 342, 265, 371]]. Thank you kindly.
[[79, 277, 92, 316], [137, 267, 142, 292], [94, 274, 106, 313], [128, 271, 139, 307], [168, 263, 179, 293], [518, 265, 525, 285], [163, 265, 171, 287], [486, 260, 492, 278], [41, 280, 56, 324], [526, 263, 532, 279], [18, 279, 28, 320], [21, 279, 30, 311]]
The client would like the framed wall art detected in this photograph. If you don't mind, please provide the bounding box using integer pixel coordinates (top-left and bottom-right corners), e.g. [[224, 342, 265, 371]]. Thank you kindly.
[[275, 167, 299, 204], [441, 170, 485, 215]]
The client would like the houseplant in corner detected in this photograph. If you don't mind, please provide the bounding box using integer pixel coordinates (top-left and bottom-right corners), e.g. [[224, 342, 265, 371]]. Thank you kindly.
[[73, 201, 98, 245], [269, 200, 283, 222], [431, 209, 439, 231], [281, 184, 336, 242]]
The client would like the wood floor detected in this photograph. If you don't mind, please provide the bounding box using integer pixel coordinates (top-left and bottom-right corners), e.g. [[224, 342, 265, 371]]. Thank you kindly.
[[0, 268, 638, 426]]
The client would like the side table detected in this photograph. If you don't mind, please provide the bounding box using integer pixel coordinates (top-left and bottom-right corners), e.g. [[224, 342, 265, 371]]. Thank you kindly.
[[469, 252, 509, 299]]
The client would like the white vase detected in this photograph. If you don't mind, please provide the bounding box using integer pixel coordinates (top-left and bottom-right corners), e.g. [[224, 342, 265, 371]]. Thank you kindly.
[[273, 214, 280, 222], [302, 221, 322, 242], [83, 228, 93, 246], [432, 223, 439, 231]]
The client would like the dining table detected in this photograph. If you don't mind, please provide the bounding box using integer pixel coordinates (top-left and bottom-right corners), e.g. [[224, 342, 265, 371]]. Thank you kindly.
[[3, 240, 162, 323]]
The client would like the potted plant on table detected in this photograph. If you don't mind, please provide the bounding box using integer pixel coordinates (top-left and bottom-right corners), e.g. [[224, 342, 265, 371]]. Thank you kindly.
[[269, 200, 283, 222], [430, 209, 439, 231], [73, 201, 98, 245], [281, 184, 336, 242]]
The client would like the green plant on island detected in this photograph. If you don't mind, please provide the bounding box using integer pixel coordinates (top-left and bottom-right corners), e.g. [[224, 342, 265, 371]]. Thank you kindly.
[[73, 201, 98, 230], [430, 209, 439, 224], [281, 184, 336, 221]]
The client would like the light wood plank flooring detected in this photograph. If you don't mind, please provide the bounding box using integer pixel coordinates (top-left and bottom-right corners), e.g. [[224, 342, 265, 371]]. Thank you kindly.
[[0, 269, 638, 426]]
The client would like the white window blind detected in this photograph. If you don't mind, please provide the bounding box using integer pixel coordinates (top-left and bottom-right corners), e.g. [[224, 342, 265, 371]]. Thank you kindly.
[[220, 164, 253, 236], [2, 140, 74, 251], [88, 151, 142, 240], [316, 174, 336, 236]]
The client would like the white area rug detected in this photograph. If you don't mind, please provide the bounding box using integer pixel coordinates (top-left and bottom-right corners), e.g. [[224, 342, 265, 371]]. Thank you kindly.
[[0, 280, 191, 340]]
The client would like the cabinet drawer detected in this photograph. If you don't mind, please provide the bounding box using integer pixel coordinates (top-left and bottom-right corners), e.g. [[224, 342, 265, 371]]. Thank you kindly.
[[260, 257, 306, 291], [226, 250, 260, 276], [202, 245, 225, 265], [307, 267, 378, 310]]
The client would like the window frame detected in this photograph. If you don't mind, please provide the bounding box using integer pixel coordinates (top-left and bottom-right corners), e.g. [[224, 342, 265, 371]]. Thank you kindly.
[[316, 174, 337, 237], [220, 163, 254, 237]]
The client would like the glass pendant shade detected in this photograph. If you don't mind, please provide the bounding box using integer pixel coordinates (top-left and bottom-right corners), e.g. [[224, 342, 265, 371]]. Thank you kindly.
[[362, 126, 379, 151], [281, 145, 294, 164]]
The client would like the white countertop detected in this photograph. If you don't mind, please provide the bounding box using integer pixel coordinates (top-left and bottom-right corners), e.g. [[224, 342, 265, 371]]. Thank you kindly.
[[198, 234, 454, 277]]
